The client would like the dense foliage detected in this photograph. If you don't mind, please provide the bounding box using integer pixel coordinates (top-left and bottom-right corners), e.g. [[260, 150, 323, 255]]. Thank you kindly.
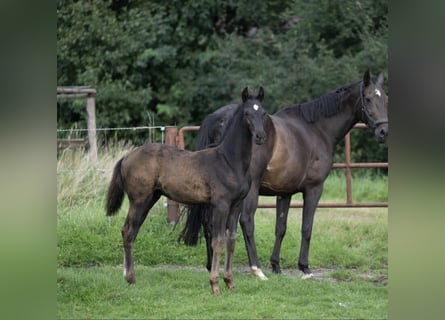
[[57, 0, 388, 164]]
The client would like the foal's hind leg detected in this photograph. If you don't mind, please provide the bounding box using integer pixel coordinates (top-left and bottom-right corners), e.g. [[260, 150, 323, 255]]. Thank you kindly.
[[122, 192, 161, 284]]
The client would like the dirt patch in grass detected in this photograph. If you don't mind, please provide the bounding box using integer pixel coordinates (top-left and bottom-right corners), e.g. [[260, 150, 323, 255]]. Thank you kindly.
[[147, 264, 387, 286]]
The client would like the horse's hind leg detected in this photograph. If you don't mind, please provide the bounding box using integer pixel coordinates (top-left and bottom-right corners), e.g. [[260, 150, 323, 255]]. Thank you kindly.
[[122, 192, 161, 284], [203, 210, 213, 272], [298, 184, 323, 278]]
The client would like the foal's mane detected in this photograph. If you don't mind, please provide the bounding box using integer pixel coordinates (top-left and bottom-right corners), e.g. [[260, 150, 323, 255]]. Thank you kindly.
[[281, 81, 359, 123]]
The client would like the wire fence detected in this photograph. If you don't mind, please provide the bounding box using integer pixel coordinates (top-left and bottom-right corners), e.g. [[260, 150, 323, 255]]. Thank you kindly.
[[56, 125, 168, 145]]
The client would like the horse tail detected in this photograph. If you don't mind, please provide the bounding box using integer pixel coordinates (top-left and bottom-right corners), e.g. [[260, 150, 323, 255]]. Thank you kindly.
[[179, 204, 210, 246], [106, 158, 125, 216]]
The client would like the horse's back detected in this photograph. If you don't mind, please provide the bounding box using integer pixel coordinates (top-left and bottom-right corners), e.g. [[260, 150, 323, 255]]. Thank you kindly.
[[120, 143, 211, 203]]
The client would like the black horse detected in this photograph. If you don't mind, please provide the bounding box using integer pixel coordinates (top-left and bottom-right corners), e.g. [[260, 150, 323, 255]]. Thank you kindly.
[[106, 87, 267, 294], [180, 70, 388, 280]]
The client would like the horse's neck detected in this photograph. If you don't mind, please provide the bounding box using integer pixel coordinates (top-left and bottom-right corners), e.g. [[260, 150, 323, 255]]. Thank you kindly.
[[218, 107, 252, 173], [314, 86, 361, 146]]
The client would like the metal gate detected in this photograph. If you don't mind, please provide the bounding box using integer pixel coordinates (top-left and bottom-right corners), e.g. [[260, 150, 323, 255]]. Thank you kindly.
[[164, 123, 388, 222]]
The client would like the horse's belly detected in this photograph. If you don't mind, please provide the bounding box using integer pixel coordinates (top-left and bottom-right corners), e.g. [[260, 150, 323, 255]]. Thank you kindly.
[[162, 180, 211, 204], [259, 168, 303, 194]]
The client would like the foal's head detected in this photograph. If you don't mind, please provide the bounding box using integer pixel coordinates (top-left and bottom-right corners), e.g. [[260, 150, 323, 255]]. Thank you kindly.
[[360, 69, 388, 143], [241, 87, 267, 145]]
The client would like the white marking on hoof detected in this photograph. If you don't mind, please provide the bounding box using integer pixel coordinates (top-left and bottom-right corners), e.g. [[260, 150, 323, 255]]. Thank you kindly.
[[251, 266, 268, 280], [253, 104, 259, 111], [375, 88, 381, 97], [301, 273, 314, 280]]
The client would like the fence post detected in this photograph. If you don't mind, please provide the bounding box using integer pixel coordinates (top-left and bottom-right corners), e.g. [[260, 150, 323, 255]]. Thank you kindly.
[[86, 94, 98, 162], [344, 132, 353, 204], [164, 126, 180, 223]]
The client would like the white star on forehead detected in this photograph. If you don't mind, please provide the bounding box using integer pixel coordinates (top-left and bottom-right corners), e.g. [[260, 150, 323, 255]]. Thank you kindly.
[[375, 89, 381, 97], [253, 104, 259, 111]]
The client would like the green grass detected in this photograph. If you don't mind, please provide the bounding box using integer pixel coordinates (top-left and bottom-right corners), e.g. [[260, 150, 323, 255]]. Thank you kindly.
[[57, 148, 387, 319], [58, 266, 386, 319]]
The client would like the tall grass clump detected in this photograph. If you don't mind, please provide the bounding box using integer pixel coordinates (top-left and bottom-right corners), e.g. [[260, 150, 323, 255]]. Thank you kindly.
[[57, 143, 133, 210]]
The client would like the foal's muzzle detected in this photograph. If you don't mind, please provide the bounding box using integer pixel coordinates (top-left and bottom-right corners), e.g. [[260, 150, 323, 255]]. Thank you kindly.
[[254, 131, 267, 145]]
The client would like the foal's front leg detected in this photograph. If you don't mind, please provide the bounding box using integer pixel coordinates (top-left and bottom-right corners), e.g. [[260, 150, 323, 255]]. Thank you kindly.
[[209, 204, 228, 295], [209, 233, 224, 295], [223, 202, 242, 290]]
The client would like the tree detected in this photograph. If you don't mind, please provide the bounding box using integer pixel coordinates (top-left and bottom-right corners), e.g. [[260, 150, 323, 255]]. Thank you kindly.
[[57, 0, 388, 166]]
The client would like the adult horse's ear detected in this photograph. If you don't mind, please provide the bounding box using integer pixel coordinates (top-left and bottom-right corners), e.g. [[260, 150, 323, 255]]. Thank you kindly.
[[363, 69, 371, 87], [242, 87, 249, 102], [376, 72, 384, 87], [257, 86, 264, 102]]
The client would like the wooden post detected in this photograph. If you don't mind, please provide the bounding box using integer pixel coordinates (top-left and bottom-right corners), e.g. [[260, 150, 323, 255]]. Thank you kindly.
[[345, 132, 353, 204], [57, 86, 98, 161], [86, 94, 98, 162], [164, 126, 180, 223]]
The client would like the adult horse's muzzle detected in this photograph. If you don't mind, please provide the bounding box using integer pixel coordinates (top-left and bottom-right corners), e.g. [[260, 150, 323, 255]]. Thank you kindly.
[[374, 122, 388, 143]]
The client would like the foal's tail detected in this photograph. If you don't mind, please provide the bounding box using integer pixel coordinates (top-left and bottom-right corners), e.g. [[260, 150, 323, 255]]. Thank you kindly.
[[106, 158, 125, 216], [178, 204, 210, 246]]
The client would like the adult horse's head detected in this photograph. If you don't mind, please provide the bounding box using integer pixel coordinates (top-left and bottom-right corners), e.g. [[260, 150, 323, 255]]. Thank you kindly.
[[241, 86, 267, 145], [360, 69, 388, 143]]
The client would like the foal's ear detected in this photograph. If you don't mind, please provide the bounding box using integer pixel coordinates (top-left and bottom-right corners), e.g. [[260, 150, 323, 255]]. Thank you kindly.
[[257, 86, 264, 102], [375, 72, 384, 87], [363, 69, 371, 87], [241, 87, 249, 102]]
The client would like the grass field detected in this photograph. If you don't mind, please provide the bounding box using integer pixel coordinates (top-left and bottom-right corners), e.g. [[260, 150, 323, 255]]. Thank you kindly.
[[57, 148, 387, 319]]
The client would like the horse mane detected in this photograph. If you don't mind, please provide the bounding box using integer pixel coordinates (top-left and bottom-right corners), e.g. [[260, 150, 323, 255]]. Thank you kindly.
[[281, 81, 359, 123], [194, 103, 238, 150]]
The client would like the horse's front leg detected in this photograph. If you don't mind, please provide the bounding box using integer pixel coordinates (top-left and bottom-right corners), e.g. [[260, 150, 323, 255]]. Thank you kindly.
[[239, 181, 268, 280], [223, 201, 242, 290], [270, 195, 292, 274], [209, 204, 228, 295], [298, 184, 323, 278]]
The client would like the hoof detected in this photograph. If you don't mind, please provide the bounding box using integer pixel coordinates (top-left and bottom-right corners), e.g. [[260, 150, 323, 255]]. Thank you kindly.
[[271, 263, 281, 274], [301, 273, 314, 280], [251, 266, 268, 280], [210, 278, 220, 295], [224, 275, 235, 289], [211, 286, 221, 295], [124, 274, 136, 284]]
